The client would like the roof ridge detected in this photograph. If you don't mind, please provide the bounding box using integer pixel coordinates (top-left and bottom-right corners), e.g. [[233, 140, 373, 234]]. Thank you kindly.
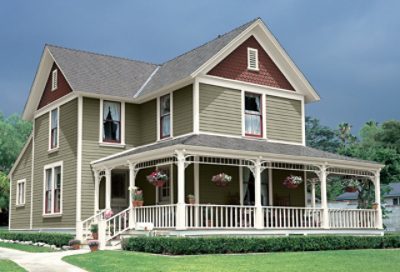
[[45, 43, 159, 66], [159, 18, 260, 66]]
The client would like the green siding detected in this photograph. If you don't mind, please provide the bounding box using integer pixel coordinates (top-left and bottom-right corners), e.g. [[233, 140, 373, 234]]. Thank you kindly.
[[10, 140, 32, 229], [139, 99, 157, 145], [272, 169, 305, 207], [32, 99, 78, 228], [266, 96, 302, 143], [125, 103, 141, 146], [199, 83, 242, 136], [173, 85, 193, 136]]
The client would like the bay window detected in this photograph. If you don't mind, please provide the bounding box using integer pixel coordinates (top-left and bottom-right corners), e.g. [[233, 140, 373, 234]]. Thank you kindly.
[[50, 108, 59, 149], [244, 92, 262, 137], [103, 101, 121, 143], [43, 162, 62, 215], [160, 94, 171, 139]]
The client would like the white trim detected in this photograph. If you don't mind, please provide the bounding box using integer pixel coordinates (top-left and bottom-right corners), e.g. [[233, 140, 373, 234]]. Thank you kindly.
[[30, 121, 35, 229], [247, 48, 259, 71], [99, 98, 103, 143], [51, 69, 58, 91], [98, 142, 126, 148], [241, 91, 245, 137], [156, 96, 160, 141], [133, 66, 161, 98], [76, 96, 83, 222], [194, 157, 199, 204], [239, 166, 243, 205], [267, 138, 304, 146], [301, 96, 306, 146], [34, 93, 78, 119], [199, 75, 304, 101], [48, 107, 60, 151], [121, 101, 126, 145], [9, 135, 33, 177], [170, 92, 174, 138], [262, 93, 267, 139], [193, 79, 200, 134], [268, 168, 273, 206], [42, 161, 63, 216], [8, 176, 12, 230], [16, 179, 26, 206]]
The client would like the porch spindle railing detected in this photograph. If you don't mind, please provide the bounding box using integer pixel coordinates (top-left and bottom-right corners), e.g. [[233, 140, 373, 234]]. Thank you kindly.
[[328, 209, 376, 229], [262, 206, 323, 229], [134, 204, 177, 229]]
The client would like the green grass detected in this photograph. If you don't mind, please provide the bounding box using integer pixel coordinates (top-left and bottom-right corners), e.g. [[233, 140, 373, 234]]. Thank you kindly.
[[0, 260, 26, 272], [64, 249, 400, 272], [0, 242, 54, 252]]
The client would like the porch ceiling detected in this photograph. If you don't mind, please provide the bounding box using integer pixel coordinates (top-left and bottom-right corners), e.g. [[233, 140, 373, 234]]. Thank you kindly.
[[91, 134, 383, 171]]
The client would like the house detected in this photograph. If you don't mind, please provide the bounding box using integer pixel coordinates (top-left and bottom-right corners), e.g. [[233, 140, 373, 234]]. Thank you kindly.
[[333, 183, 400, 231], [8, 18, 385, 248]]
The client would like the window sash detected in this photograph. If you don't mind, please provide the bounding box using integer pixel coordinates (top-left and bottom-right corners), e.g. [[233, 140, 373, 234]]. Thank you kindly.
[[160, 94, 171, 139], [50, 109, 58, 149], [244, 93, 262, 137], [44, 165, 62, 215], [103, 101, 121, 143], [16, 181, 25, 205]]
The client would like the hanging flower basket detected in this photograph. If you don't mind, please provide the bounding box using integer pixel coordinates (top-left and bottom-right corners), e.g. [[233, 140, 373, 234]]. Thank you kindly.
[[283, 175, 303, 189], [147, 170, 168, 187], [211, 173, 232, 187]]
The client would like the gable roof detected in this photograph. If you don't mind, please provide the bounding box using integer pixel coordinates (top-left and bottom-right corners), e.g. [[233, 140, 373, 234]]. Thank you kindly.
[[23, 18, 320, 119]]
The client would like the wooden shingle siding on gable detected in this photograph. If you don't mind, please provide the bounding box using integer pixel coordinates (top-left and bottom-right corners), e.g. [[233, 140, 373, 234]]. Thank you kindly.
[[266, 95, 302, 143], [32, 99, 77, 228], [10, 140, 32, 229], [38, 63, 73, 109], [173, 85, 193, 136], [199, 83, 242, 136]]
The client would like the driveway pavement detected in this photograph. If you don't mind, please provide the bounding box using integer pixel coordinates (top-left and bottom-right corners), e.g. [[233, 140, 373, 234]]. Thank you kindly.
[[0, 247, 89, 272]]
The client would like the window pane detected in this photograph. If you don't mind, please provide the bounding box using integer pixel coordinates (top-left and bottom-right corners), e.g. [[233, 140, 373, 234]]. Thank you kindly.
[[245, 114, 261, 135], [394, 198, 399, 206], [245, 94, 260, 113], [160, 95, 170, 115], [51, 109, 58, 148], [161, 115, 170, 138], [103, 101, 121, 142], [46, 169, 52, 213]]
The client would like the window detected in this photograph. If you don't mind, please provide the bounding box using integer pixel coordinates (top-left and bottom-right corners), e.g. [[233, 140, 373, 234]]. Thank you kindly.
[[43, 163, 62, 215], [160, 94, 171, 139], [16, 179, 26, 206], [247, 48, 259, 71], [51, 69, 58, 91], [103, 101, 121, 143], [244, 92, 262, 137], [111, 172, 127, 199], [50, 108, 59, 149], [393, 198, 399, 206]]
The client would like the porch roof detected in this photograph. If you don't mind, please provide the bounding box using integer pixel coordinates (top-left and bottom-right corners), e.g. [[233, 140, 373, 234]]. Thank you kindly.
[[92, 134, 383, 169]]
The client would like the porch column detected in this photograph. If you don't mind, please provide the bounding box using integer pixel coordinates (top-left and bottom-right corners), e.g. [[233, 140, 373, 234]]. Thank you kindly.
[[311, 180, 316, 208], [268, 168, 273, 206], [374, 170, 383, 229], [94, 170, 100, 212], [105, 168, 112, 210], [194, 156, 200, 227], [176, 151, 186, 230], [129, 163, 137, 229], [319, 165, 329, 229], [254, 159, 263, 229]]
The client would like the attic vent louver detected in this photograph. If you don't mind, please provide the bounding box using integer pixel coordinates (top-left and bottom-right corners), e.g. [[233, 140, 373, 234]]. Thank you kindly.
[[51, 69, 58, 91], [247, 48, 259, 71]]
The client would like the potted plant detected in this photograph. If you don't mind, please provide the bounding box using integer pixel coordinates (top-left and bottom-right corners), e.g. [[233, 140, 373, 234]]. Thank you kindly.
[[283, 175, 303, 189], [88, 240, 100, 252], [132, 189, 144, 207], [187, 194, 195, 204], [345, 179, 359, 192], [147, 170, 168, 187], [211, 173, 232, 187], [90, 224, 98, 240], [68, 239, 81, 250]]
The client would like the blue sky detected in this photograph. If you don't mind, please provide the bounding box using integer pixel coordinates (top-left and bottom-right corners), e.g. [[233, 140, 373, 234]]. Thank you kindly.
[[0, 0, 399, 133]]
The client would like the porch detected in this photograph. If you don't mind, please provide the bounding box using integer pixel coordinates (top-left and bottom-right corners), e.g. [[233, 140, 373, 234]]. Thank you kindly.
[[79, 135, 384, 246]]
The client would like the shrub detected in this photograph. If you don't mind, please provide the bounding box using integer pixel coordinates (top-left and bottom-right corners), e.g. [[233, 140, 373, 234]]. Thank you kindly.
[[68, 239, 81, 246], [0, 231, 73, 247], [122, 235, 400, 255]]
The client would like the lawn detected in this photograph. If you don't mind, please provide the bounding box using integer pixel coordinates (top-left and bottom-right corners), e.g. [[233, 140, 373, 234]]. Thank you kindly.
[[0, 260, 26, 272], [0, 242, 54, 252], [64, 249, 400, 272]]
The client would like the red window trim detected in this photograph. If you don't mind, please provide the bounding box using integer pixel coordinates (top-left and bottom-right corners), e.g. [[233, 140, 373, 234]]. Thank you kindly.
[[160, 94, 171, 139], [244, 92, 263, 138]]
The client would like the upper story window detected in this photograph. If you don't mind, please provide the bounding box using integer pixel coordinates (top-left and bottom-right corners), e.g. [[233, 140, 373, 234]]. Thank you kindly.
[[160, 94, 171, 139], [50, 108, 59, 150], [244, 92, 262, 137], [393, 197, 399, 206], [16, 179, 26, 206], [247, 48, 259, 71], [103, 101, 121, 143], [51, 69, 58, 91], [44, 162, 62, 215]]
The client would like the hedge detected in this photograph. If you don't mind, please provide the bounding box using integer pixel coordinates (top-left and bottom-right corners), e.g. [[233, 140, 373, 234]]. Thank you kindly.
[[0, 231, 74, 247], [122, 235, 400, 255]]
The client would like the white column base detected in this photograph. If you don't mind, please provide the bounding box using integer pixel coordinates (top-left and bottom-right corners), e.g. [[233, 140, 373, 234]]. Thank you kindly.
[[98, 219, 107, 250], [255, 206, 263, 229], [176, 204, 186, 230], [75, 220, 83, 241]]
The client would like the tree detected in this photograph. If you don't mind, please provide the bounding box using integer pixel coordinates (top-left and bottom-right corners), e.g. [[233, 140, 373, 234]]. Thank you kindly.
[[305, 116, 341, 153]]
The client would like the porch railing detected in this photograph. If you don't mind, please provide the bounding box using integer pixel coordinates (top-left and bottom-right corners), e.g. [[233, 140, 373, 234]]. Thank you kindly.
[[81, 209, 107, 241], [185, 204, 256, 229], [134, 204, 176, 229], [105, 207, 132, 241], [329, 209, 376, 229], [262, 206, 323, 229]]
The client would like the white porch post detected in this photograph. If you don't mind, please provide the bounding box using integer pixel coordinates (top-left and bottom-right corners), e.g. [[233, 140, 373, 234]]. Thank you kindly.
[[319, 165, 329, 229], [105, 168, 112, 210], [254, 159, 263, 229], [374, 170, 383, 229], [268, 168, 273, 206], [176, 151, 186, 230], [311, 180, 316, 208], [194, 156, 200, 227], [94, 170, 100, 212], [129, 163, 137, 229]]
